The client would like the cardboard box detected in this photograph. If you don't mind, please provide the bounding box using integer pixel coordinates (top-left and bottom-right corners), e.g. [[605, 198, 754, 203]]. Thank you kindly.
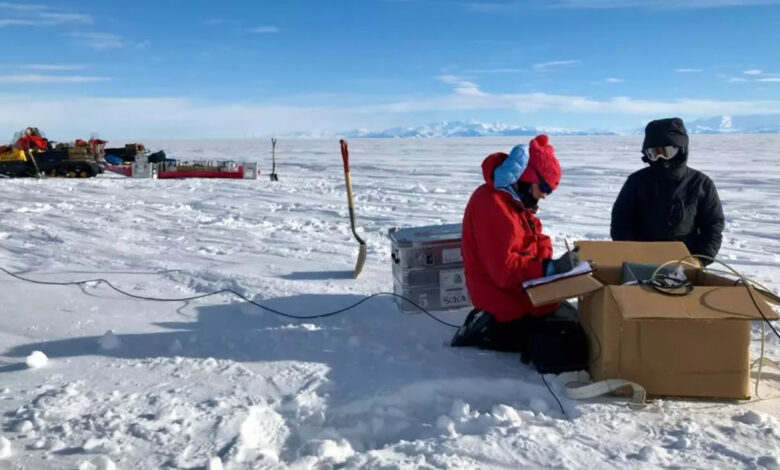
[[526, 241, 778, 399]]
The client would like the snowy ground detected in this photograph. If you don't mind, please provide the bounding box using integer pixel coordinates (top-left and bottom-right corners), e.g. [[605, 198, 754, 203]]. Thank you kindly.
[[0, 135, 779, 469]]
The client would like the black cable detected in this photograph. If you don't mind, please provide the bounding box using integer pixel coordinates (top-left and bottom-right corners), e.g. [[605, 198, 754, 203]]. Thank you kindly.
[[0, 265, 461, 328], [645, 271, 779, 340], [735, 279, 780, 342], [644, 275, 693, 296], [654, 254, 780, 341], [539, 372, 567, 419]]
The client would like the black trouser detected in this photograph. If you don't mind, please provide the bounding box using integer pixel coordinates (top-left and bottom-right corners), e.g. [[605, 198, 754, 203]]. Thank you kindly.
[[451, 302, 588, 374], [450, 309, 536, 352]]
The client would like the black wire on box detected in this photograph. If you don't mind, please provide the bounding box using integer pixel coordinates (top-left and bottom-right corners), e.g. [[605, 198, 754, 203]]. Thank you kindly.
[[644, 275, 694, 297], [0, 265, 462, 328]]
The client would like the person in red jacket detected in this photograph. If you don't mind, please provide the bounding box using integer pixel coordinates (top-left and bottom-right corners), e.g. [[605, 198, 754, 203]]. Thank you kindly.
[[452, 135, 579, 353]]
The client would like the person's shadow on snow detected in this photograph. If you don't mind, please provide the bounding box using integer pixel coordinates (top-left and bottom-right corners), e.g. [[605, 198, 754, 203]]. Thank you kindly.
[[2, 293, 463, 366], [2, 292, 576, 451]]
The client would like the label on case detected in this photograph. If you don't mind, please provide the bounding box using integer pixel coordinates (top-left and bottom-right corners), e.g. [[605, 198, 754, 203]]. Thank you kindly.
[[442, 248, 462, 264], [440, 287, 469, 307], [439, 269, 466, 288]]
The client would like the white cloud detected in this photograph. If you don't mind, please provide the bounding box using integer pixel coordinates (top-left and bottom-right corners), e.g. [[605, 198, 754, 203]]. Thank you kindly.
[[0, 2, 47, 10], [68, 32, 125, 50], [461, 0, 780, 10], [38, 12, 93, 24], [757, 77, 780, 82], [464, 68, 524, 74], [0, 7, 93, 27], [3, 76, 779, 138], [591, 77, 624, 84], [549, 0, 780, 8], [0, 74, 109, 83], [675, 68, 701, 73], [0, 95, 366, 139], [19, 64, 86, 71], [437, 75, 485, 96], [0, 18, 36, 26], [743, 69, 763, 75], [532, 60, 581, 70], [728, 77, 748, 82], [250, 25, 281, 34], [371, 77, 780, 117]]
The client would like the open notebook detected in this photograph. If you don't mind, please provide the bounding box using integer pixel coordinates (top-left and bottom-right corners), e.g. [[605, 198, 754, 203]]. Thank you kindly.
[[522, 261, 595, 289]]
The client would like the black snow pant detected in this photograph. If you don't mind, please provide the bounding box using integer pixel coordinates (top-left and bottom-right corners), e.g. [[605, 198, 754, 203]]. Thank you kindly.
[[451, 302, 588, 374]]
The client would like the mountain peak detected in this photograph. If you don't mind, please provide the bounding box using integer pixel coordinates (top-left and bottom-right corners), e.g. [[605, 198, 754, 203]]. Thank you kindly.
[[339, 120, 615, 138]]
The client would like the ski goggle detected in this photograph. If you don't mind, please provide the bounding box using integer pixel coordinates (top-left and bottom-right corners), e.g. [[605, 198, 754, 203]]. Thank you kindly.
[[643, 146, 679, 162], [530, 166, 553, 194]]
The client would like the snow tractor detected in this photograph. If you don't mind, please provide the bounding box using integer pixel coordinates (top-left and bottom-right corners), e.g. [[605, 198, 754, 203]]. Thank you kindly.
[[0, 128, 103, 178]]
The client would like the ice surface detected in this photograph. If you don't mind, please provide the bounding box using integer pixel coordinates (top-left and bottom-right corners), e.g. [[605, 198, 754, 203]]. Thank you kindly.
[[0, 136, 778, 468]]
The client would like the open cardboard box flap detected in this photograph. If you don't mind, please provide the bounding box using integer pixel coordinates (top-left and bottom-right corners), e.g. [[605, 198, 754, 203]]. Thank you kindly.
[[526, 274, 602, 307], [577, 240, 696, 270], [526, 240, 693, 306], [609, 285, 779, 320]]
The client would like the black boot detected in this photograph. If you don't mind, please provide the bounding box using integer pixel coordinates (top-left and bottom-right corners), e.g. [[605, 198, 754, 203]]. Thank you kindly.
[[451, 310, 534, 352]]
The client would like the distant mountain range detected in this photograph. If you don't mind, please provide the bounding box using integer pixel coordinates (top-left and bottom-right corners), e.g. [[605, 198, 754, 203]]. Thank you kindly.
[[686, 114, 780, 134], [291, 115, 780, 139], [338, 120, 616, 138]]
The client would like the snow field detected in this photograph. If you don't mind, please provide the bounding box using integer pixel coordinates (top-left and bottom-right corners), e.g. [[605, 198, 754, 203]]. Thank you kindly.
[[0, 136, 778, 468]]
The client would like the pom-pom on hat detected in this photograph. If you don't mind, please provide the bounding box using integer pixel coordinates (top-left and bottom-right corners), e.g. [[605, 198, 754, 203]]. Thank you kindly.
[[519, 134, 561, 191]]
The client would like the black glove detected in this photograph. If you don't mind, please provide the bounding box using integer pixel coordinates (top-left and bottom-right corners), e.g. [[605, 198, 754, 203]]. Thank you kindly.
[[544, 247, 580, 275]]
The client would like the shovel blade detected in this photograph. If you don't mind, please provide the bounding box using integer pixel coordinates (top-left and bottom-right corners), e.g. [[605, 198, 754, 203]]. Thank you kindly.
[[270, 173, 279, 181], [353, 243, 367, 279]]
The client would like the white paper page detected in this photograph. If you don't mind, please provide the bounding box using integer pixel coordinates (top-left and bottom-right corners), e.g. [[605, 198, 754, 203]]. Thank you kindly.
[[521, 261, 594, 289]]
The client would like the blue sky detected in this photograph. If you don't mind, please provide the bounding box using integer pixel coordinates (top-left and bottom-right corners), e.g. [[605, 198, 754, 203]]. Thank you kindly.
[[1, 0, 780, 138]]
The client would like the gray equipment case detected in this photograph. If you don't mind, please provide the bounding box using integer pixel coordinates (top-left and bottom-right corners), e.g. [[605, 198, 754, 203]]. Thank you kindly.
[[388, 223, 471, 312]]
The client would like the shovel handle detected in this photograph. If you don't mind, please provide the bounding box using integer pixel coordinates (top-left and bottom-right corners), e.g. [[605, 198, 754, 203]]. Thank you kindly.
[[270, 138, 277, 176], [340, 139, 349, 172], [340, 140, 355, 210], [339, 139, 364, 244]]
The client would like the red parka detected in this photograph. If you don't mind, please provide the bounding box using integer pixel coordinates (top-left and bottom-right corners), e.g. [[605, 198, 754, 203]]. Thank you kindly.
[[462, 152, 559, 322]]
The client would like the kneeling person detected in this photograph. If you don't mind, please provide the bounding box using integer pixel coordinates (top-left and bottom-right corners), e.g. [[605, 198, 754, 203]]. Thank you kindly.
[[452, 135, 585, 372]]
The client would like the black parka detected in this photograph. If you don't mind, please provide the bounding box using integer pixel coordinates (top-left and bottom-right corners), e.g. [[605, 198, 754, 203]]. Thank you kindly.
[[610, 119, 724, 264]]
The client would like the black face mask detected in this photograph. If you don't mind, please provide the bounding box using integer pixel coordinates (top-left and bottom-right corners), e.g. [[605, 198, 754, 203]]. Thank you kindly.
[[514, 181, 539, 209]]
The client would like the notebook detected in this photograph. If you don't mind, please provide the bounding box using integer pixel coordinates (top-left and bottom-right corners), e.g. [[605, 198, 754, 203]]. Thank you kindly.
[[522, 261, 595, 289]]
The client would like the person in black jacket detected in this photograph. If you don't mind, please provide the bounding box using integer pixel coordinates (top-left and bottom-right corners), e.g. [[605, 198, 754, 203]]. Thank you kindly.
[[611, 117, 724, 264]]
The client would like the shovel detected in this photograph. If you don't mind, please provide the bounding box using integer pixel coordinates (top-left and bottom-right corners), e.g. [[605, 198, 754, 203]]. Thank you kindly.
[[25, 149, 44, 179], [270, 138, 279, 181], [340, 139, 366, 279]]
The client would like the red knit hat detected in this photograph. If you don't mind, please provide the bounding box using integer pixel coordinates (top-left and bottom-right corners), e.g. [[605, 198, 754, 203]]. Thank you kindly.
[[519, 134, 561, 191]]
